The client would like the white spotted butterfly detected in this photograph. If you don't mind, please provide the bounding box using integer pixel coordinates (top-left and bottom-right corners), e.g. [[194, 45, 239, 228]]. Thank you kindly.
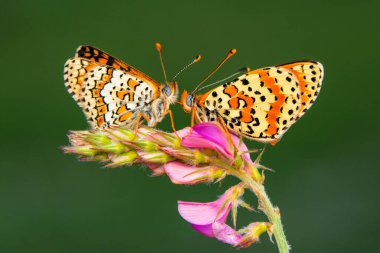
[[64, 44, 179, 130], [181, 49, 324, 144]]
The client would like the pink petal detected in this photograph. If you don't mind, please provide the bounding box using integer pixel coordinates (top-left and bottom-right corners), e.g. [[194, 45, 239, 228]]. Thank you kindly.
[[178, 201, 231, 225], [192, 224, 214, 237], [163, 161, 211, 185], [146, 163, 165, 176], [176, 127, 191, 138], [177, 189, 233, 225], [212, 222, 243, 246], [145, 163, 161, 170], [182, 123, 232, 158], [192, 123, 229, 147]]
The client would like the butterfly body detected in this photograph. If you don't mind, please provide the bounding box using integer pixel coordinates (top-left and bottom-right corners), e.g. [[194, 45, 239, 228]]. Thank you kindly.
[[64, 46, 178, 129], [181, 61, 324, 143]]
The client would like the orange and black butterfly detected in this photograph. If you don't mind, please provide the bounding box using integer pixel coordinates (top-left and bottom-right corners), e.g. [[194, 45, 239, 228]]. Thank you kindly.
[[180, 49, 324, 144], [64, 44, 198, 131]]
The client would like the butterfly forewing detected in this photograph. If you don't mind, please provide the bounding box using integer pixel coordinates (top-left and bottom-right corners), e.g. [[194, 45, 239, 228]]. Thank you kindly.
[[202, 61, 323, 142], [75, 46, 159, 86], [64, 47, 160, 129]]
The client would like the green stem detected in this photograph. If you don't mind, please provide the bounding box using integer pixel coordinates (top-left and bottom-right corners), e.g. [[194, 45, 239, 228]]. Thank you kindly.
[[234, 171, 290, 253], [208, 158, 290, 252]]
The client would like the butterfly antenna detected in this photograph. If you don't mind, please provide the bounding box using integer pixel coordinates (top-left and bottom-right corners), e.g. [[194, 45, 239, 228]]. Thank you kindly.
[[172, 54, 202, 81], [198, 67, 250, 92], [155, 42, 169, 84], [192, 48, 237, 94]]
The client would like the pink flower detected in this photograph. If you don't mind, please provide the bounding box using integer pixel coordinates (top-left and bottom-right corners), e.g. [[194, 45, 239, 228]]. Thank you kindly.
[[179, 122, 263, 182], [181, 122, 255, 164], [177, 184, 245, 245], [181, 123, 233, 158], [163, 161, 224, 185], [66, 122, 272, 248], [141, 122, 261, 183], [212, 222, 243, 246]]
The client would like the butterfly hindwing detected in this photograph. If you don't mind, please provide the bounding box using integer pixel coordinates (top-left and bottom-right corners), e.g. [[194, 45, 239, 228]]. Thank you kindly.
[[64, 57, 158, 129], [279, 61, 323, 120]]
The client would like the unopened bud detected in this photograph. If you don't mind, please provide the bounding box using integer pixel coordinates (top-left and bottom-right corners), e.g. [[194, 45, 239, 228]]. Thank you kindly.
[[194, 151, 210, 164], [64, 146, 97, 156], [139, 151, 174, 164], [251, 166, 263, 183], [80, 153, 109, 162], [161, 148, 210, 165], [237, 222, 270, 248], [111, 128, 136, 141], [96, 143, 126, 154], [85, 133, 111, 146], [134, 139, 159, 151], [107, 150, 138, 168]]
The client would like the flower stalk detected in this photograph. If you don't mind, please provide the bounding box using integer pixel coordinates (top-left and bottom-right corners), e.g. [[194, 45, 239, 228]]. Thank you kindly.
[[64, 123, 290, 252], [232, 169, 290, 253]]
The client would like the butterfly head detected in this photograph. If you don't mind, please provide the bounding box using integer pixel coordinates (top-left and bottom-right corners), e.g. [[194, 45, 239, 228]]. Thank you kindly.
[[178, 48, 238, 114], [162, 81, 178, 104], [180, 90, 194, 113]]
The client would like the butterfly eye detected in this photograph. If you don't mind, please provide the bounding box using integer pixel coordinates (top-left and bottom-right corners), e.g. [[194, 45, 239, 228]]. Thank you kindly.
[[186, 95, 193, 107], [163, 85, 171, 96]]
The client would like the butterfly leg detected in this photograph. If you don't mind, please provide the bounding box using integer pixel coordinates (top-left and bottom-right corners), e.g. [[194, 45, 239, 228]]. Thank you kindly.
[[165, 109, 180, 139], [182, 107, 199, 139], [239, 149, 261, 155], [217, 115, 238, 153], [187, 106, 197, 136], [132, 112, 151, 142], [238, 133, 244, 150], [190, 106, 196, 128]]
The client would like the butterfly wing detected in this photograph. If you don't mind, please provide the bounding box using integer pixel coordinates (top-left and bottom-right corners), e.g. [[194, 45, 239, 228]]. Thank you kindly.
[[75, 45, 159, 85], [64, 52, 160, 129], [203, 61, 323, 142], [278, 61, 323, 119]]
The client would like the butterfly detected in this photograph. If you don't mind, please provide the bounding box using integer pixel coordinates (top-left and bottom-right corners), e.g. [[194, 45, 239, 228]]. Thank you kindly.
[[64, 44, 180, 131], [180, 49, 324, 144]]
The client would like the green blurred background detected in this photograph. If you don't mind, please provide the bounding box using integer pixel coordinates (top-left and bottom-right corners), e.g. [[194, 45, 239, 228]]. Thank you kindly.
[[1, 0, 379, 252]]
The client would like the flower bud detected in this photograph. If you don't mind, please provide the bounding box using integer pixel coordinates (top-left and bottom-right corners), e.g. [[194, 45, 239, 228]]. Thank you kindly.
[[250, 166, 263, 183], [96, 143, 126, 154], [85, 133, 111, 146], [147, 131, 180, 147], [67, 131, 92, 147], [106, 150, 138, 168], [80, 153, 109, 162], [110, 128, 136, 141], [139, 151, 174, 164], [161, 147, 210, 165], [133, 139, 159, 151], [236, 222, 270, 248], [63, 146, 97, 156]]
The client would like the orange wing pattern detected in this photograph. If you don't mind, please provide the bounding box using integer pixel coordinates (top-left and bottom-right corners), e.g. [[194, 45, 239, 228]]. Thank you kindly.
[[64, 46, 161, 129], [278, 61, 323, 120], [201, 61, 323, 142], [75, 46, 159, 86]]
